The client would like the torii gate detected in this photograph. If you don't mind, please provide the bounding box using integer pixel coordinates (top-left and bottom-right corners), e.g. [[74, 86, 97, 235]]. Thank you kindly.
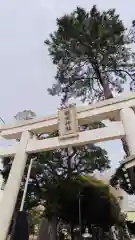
[[0, 93, 135, 239]]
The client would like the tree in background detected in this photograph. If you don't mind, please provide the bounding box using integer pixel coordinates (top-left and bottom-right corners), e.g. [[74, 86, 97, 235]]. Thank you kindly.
[[44, 175, 124, 238], [14, 110, 36, 121], [45, 5, 135, 157]]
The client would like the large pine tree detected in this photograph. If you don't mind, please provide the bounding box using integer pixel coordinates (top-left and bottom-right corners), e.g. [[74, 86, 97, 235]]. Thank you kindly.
[[45, 6, 135, 104]]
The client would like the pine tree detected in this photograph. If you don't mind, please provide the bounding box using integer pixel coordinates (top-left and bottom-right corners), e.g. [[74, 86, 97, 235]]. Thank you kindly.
[[45, 6, 135, 103]]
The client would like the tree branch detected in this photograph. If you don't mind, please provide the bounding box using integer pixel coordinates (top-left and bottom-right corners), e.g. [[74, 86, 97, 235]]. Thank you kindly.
[[104, 69, 135, 81]]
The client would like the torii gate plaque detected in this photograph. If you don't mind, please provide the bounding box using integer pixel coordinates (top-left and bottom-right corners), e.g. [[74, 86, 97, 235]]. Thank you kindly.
[[58, 104, 78, 139]]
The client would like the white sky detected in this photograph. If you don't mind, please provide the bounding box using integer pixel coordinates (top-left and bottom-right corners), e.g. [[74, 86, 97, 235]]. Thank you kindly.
[[0, 0, 135, 169]]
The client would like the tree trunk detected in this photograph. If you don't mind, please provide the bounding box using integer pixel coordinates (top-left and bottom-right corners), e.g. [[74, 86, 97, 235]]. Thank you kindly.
[[37, 217, 57, 240], [37, 218, 50, 240], [70, 225, 74, 240], [48, 217, 57, 240], [66, 149, 72, 180], [93, 63, 113, 99]]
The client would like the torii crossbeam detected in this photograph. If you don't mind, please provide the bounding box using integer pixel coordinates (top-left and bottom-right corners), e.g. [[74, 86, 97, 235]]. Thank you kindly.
[[0, 92, 135, 239]]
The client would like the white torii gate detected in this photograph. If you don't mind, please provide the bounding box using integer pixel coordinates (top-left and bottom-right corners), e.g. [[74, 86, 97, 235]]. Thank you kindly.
[[0, 93, 135, 239]]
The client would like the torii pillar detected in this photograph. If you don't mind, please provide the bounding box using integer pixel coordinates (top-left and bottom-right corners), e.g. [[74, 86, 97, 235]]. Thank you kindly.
[[120, 107, 135, 156], [0, 131, 31, 240]]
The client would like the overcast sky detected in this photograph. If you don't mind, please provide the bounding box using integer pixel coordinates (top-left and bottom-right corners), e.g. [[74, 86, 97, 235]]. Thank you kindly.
[[0, 0, 135, 169]]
